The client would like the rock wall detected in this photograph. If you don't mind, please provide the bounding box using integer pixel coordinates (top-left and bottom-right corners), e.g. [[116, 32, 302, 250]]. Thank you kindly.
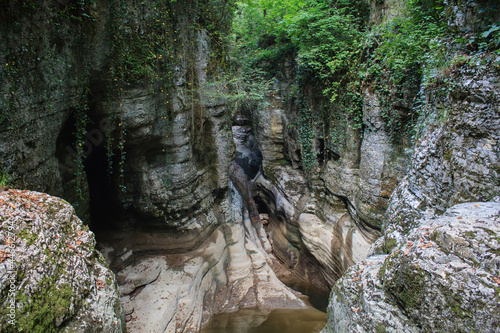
[[0, 1, 313, 332], [2, 0, 498, 332], [233, 1, 500, 330], [0, 0, 234, 229], [322, 0, 500, 330], [97, 181, 306, 333], [382, 63, 500, 247], [322, 60, 500, 333], [323, 202, 500, 333], [239, 61, 408, 289]]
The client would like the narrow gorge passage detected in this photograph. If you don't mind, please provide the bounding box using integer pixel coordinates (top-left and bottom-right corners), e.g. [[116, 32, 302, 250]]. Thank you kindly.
[[198, 118, 332, 333], [89, 107, 333, 333], [231, 111, 332, 306], [1, 0, 499, 332]]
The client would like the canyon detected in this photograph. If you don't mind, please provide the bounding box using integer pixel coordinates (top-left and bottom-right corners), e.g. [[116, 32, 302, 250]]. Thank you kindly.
[[0, 0, 499, 332]]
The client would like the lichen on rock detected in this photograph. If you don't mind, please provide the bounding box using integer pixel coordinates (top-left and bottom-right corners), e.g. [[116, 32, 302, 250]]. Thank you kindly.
[[323, 202, 500, 333], [0, 189, 124, 333]]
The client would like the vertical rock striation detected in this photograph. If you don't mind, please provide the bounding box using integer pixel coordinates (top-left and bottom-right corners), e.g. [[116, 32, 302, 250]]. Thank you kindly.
[[240, 67, 406, 290], [1, 1, 310, 332], [322, 1, 500, 330]]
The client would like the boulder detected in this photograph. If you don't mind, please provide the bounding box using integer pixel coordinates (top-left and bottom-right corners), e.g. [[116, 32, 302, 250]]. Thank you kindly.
[[323, 202, 500, 333], [0, 190, 124, 332]]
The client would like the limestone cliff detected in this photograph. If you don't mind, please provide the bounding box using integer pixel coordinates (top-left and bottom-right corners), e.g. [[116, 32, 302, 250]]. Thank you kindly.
[[0, 1, 309, 332], [244, 85, 405, 288], [0, 0, 235, 229], [324, 202, 500, 333], [235, 41, 409, 291], [321, 0, 500, 331], [1, 0, 499, 332], [321, 56, 500, 333], [383, 62, 500, 247]]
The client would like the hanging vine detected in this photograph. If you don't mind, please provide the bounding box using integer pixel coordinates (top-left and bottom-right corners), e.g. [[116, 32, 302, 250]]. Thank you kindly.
[[73, 90, 90, 203]]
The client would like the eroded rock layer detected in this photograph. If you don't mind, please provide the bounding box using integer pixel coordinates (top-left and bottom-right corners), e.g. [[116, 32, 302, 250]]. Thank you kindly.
[[322, 6, 500, 327], [233, 83, 396, 289], [0, 1, 310, 332], [2, 0, 499, 332], [98, 182, 306, 333], [383, 63, 500, 245]]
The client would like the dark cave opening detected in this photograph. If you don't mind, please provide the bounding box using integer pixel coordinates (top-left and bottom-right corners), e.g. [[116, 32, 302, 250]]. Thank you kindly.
[[83, 144, 123, 232], [56, 107, 124, 232], [253, 195, 270, 215], [294, 149, 303, 170], [234, 148, 262, 179], [317, 138, 340, 163], [232, 119, 263, 179]]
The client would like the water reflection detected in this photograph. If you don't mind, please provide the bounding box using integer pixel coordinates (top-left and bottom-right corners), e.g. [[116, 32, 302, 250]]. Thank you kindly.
[[200, 308, 327, 333]]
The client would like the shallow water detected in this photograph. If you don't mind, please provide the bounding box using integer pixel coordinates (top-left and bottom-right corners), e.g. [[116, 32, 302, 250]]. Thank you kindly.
[[200, 308, 327, 333]]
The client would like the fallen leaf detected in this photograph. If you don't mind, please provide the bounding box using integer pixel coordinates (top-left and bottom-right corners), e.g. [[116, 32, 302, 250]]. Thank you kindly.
[[352, 308, 360, 313], [424, 243, 434, 248], [493, 277, 500, 286], [473, 204, 480, 207], [6, 238, 13, 246], [0, 250, 9, 262]]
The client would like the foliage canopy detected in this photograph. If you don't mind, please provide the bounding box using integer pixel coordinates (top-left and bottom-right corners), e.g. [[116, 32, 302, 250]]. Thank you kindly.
[[231, 0, 500, 171]]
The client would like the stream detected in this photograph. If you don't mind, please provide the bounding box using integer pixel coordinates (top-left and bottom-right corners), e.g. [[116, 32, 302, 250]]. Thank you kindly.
[[201, 288, 328, 333], [200, 307, 327, 333]]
